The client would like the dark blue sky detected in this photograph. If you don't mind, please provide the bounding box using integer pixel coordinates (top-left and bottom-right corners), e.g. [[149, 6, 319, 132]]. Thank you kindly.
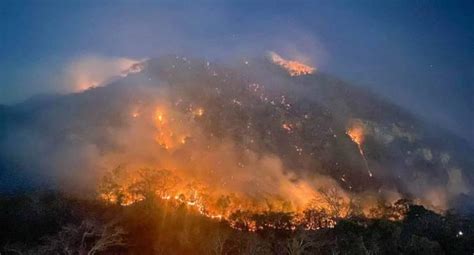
[[0, 0, 472, 143]]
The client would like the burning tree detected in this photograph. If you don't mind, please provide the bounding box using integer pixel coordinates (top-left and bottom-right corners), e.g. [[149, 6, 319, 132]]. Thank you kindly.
[[301, 208, 331, 230], [317, 187, 356, 220], [215, 195, 232, 216], [98, 166, 127, 206], [128, 168, 179, 202], [229, 210, 257, 232]]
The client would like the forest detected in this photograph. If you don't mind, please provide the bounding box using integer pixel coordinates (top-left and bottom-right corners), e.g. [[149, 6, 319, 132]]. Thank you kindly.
[[1, 167, 473, 255]]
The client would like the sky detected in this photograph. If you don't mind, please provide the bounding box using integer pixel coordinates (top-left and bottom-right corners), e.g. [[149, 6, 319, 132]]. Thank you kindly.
[[0, 0, 472, 144]]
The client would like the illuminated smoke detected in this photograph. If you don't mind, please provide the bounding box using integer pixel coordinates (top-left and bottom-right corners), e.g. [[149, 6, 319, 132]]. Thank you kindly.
[[346, 120, 373, 178], [3, 53, 470, 223], [64, 55, 143, 92], [268, 51, 315, 76]]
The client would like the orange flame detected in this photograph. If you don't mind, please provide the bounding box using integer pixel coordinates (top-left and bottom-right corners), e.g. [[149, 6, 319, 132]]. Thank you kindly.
[[347, 121, 373, 177], [269, 51, 315, 76], [346, 124, 365, 152], [98, 105, 408, 232]]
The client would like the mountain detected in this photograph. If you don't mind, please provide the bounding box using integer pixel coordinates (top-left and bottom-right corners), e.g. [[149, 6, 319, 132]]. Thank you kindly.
[[0, 54, 472, 211]]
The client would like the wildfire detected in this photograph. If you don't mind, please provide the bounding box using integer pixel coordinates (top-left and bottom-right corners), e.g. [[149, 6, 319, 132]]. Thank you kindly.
[[153, 107, 179, 149], [347, 120, 373, 177], [346, 124, 365, 153], [98, 159, 409, 233], [98, 173, 387, 232], [269, 51, 315, 76], [193, 107, 205, 117], [97, 100, 409, 234]]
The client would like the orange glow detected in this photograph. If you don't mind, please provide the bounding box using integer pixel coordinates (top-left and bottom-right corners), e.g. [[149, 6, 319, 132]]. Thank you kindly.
[[152, 106, 193, 150], [97, 104, 405, 232], [194, 107, 205, 117], [132, 111, 140, 118], [269, 51, 315, 76], [282, 123, 294, 133], [155, 110, 164, 123], [98, 165, 400, 232], [346, 124, 365, 152], [347, 120, 373, 177], [76, 80, 99, 92]]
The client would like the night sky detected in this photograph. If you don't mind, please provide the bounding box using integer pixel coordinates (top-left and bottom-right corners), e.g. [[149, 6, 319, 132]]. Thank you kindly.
[[0, 0, 472, 143]]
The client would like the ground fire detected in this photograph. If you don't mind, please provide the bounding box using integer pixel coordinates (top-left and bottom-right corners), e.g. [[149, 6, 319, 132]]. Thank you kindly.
[[97, 104, 406, 233]]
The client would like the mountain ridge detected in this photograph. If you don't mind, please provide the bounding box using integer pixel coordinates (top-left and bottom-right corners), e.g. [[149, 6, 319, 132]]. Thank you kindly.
[[0, 55, 472, 211]]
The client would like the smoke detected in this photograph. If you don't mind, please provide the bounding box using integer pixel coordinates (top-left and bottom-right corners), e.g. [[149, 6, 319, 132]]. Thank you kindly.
[[54, 83, 342, 210], [1, 1, 471, 150], [345, 119, 472, 210], [63, 55, 142, 92], [0, 55, 350, 211], [0, 51, 472, 214]]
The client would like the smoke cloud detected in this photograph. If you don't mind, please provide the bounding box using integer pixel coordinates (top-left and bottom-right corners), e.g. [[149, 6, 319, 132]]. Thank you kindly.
[[63, 55, 142, 92]]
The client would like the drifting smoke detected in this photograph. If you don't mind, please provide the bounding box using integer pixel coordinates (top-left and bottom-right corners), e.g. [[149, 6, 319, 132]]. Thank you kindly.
[[0, 52, 472, 216], [63, 55, 142, 92], [79, 82, 347, 213], [268, 51, 315, 76], [343, 118, 472, 210]]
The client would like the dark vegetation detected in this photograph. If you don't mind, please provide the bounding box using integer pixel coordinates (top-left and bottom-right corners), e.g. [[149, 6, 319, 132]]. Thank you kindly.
[[1, 190, 473, 255]]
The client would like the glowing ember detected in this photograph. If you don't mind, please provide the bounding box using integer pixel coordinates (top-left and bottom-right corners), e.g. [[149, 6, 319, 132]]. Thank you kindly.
[[194, 107, 205, 117], [282, 123, 294, 133], [269, 51, 315, 76], [156, 111, 164, 122], [132, 111, 139, 118], [152, 106, 193, 150]]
